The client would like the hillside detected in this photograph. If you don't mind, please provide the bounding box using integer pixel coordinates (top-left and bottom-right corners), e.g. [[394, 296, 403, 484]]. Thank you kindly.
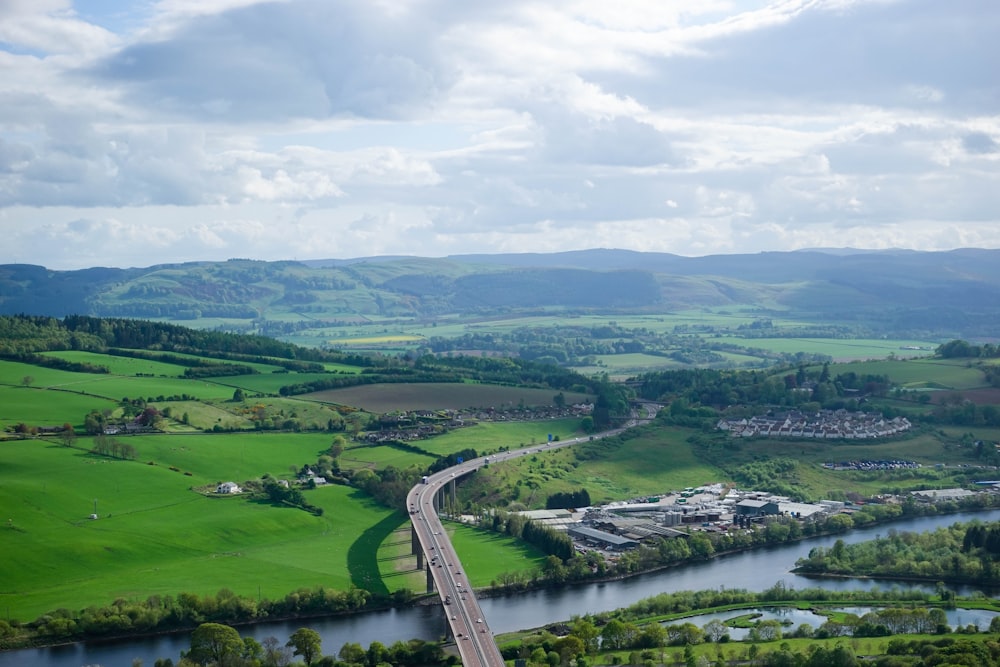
[[1, 249, 998, 339]]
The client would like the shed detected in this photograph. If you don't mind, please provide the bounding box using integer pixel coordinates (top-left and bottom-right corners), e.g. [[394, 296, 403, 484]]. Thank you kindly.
[[735, 499, 779, 517], [567, 526, 639, 550]]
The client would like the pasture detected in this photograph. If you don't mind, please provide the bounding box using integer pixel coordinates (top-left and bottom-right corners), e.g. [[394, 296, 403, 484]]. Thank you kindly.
[[830, 358, 989, 391], [726, 337, 938, 361], [420, 418, 585, 457], [0, 438, 396, 621], [0, 405, 576, 622], [339, 444, 437, 471], [0, 385, 115, 431], [121, 431, 336, 480], [305, 383, 591, 413], [40, 350, 192, 376]]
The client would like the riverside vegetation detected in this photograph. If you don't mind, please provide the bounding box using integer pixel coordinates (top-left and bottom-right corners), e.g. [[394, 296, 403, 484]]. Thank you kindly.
[[796, 519, 1000, 586]]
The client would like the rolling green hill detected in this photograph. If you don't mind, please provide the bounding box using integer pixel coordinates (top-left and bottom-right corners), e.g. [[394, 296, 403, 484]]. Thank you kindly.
[[2, 250, 998, 342]]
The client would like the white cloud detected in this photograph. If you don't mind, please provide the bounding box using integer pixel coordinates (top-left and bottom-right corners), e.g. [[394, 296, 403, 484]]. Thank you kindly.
[[0, 0, 996, 269]]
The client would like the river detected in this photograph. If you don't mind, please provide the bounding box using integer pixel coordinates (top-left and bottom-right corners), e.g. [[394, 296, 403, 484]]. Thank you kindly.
[[4, 509, 998, 666]]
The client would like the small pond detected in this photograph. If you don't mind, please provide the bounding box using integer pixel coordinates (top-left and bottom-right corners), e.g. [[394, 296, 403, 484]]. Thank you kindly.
[[670, 607, 1000, 641]]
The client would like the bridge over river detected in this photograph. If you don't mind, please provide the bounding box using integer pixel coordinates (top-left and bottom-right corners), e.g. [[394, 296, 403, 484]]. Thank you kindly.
[[405, 406, 654, 666]]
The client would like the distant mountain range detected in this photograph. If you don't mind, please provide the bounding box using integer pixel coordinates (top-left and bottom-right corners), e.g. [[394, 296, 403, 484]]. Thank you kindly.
[[2, 248, 998, 337]]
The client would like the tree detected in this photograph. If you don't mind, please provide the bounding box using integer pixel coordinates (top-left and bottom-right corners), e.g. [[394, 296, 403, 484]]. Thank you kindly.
[[188, 622, 243, 666], [338, 642, 366, 665], [703, 619, 728, 643], [366, 640, 389, 667], [601, 619, 631, 650], [571, 617, 600, 654], [242, 636, 264, 663], [262, 635, 292, 666], [287, 627, 322, 665], [232, 388, 246, 402], [329, 436, 346, 459], [21, 375, 34, 387], [60, 424, 77, 447]]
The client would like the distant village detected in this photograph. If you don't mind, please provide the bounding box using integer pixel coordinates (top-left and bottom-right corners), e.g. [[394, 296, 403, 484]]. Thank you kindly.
[[716, 409, 911, 440]]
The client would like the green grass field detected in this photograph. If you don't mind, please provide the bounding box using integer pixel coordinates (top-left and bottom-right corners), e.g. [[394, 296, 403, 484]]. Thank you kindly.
[[0, 386, 116, 431], [339, 444, 438, 471], [445, 522, 547, 587], [0, 438, 397, 620], [724, 337, 938, 361], [40, 350, 193, 376], [420, 418, 585, 457], [830, 358, 989, 390]]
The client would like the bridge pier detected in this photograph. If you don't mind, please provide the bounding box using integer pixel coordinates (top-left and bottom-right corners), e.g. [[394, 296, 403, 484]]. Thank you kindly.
[[426, 564, 435, 593], [411, 524, 423, 570]]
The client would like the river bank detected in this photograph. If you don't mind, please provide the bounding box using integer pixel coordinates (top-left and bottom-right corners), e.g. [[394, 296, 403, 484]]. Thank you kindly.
[[5, 501, 998, 655], [6, 509, 1000, 666]]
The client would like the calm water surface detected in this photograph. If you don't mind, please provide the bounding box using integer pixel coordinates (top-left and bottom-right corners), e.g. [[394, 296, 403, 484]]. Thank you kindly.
[[4, 509, 998, 666]]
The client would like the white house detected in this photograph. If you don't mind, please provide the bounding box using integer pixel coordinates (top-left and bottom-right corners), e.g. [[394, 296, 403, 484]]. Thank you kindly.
[[216, 481, 241, 494]]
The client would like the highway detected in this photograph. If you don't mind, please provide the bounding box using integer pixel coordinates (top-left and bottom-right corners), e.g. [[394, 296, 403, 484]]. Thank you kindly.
[[404, 405, 658, 665]]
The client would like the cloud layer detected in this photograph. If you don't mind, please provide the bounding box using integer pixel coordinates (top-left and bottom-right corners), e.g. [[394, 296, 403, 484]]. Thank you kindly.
[[1, 0, 997, 268]]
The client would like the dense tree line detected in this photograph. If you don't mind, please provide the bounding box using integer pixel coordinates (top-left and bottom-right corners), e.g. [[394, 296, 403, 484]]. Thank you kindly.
[[4, 585, 381, 648], [796, 519, 1000, 584], [936, 339, 1000, 359], [635, 364, 891, 414], [546, 488, 591, 510], [930, 400, 1000, 427], [181, 621, 444, 667], [0, 314, 363, 365], [0, 351, 109, 374], [182, 364, 259, 378], [0, 314, 106, 354], [349, 465, 425, 511], [428, 449, 479, 474], [107, 347, 327, 374]]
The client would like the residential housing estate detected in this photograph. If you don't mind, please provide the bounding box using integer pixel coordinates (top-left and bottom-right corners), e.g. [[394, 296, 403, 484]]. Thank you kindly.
[[717, 409, 911, 440]]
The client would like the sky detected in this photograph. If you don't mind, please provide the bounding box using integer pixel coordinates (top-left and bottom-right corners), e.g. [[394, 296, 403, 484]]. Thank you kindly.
[[0, 0, 997, 270]]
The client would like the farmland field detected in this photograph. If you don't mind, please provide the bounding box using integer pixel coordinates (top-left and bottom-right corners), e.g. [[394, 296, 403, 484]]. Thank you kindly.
[[723, 337, 938, 361], [304, 383, 591, 412], [339, 443, 438, 471], [0, 385, 116, 431], [0, 363, 236, 402], [829, 358, 989, 390], [0, 438, 397, 621], [41, 350, 192, 376], [420, 418, 585, 457]]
